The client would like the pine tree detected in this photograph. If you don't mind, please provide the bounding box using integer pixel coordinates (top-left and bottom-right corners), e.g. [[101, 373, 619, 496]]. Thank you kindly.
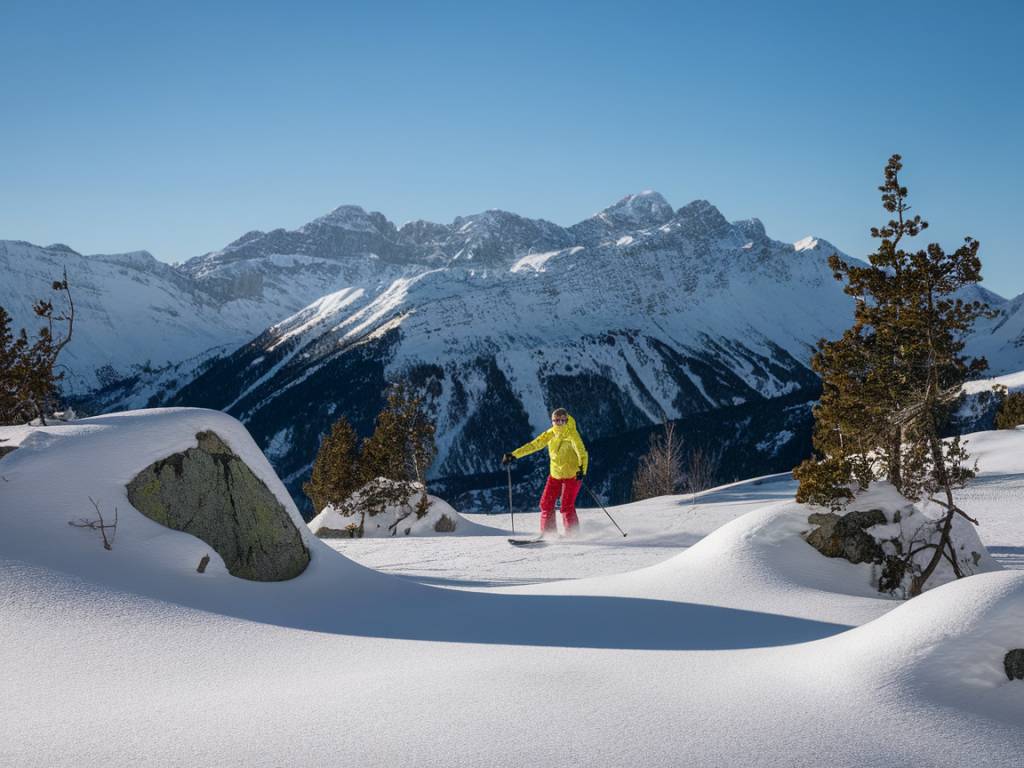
[[0, 307, 26, 423], [359, 380, 437, 521], [993, 387, 1024, 429], [361, 381, 436, 486], [794, 154, 990, 595], [303, 416, 363, 514], [0, 271, 74, 426]]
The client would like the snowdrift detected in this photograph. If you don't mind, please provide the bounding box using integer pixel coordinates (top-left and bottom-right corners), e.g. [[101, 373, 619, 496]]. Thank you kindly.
[[816, 571, 1024, 724], [3, 411, 1024, 766], [508, 492, 1002, 628], [0, 408, 391, 595], [308, 482, 490, 538]]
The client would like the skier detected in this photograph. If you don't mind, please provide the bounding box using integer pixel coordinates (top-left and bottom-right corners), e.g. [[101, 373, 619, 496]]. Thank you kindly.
[[501, 408, 588, 537]]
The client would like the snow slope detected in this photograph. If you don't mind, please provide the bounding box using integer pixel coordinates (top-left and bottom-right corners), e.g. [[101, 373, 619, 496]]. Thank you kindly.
[[2, 410, 1023, 766]]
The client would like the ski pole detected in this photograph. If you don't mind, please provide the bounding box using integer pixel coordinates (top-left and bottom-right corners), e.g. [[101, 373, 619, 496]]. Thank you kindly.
[[582, 483, 627, 537], [507, 464, 515, 534]]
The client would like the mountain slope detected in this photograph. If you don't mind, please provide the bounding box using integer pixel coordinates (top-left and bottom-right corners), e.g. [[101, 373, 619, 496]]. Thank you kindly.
[[6, 194, 1021, 512], [164, 197, 861, 511], [0, 241, 248, 393]]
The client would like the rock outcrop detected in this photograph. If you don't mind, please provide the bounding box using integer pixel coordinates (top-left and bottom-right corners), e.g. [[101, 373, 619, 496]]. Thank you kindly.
[[802, 489, 997, 597], [804, 509, 887, 564], [127, 430, 310, 581]]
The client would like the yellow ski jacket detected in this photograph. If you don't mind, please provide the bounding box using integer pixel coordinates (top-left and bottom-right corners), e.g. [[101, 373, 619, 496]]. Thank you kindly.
[[511, 414, 589, 479]]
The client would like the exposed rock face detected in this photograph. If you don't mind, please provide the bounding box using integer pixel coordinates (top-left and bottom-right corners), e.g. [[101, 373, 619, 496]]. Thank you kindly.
[[1006, 649, 1024, 681], [0, 445, 16, 461], [805, 509, 886, 564], [127, 431, 310, 581]]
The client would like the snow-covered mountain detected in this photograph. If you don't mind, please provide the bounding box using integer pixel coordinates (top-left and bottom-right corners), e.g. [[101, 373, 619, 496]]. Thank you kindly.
[[156, 194, 863, 510], [6, 193, 1022, 511], [0, 239, 357, 393]]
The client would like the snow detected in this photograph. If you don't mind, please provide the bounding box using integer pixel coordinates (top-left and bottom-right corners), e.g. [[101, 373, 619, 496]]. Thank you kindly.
[[308, 485, 489, 538], [2, 411, 1024, 766], [509, 249, 563, 273], [794, 235, 820, 251], [756, 428, 795, 455], [964, 368, 1024, 397]]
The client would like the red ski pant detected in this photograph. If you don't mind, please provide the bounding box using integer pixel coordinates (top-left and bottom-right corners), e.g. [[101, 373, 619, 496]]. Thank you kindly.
[[539, 475, 582, 533]]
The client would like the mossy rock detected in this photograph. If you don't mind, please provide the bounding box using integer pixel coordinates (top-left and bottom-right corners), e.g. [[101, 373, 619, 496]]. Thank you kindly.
[[126, 431, 310, 581]]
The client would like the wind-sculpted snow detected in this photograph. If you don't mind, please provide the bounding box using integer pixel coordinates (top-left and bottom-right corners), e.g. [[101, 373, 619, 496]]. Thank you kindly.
[[2, 413, 1023, 767]]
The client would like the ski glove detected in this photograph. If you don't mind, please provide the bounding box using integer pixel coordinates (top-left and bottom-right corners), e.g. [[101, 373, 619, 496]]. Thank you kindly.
[[501, 452, 516, 466], [575, 469, 584, 481]]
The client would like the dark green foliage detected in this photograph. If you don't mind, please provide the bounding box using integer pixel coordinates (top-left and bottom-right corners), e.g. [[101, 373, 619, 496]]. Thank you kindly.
[[0, 307, 29, 423], [794, 456, 856, 510], [994, 388, 1024, 430], [795, 155, 989, 595], [361, 380, 437, 486], [359, 381, 437, 524], [0, 270, 74, 425], [304, 379, 438, 534], [303, 417, 362, 514]]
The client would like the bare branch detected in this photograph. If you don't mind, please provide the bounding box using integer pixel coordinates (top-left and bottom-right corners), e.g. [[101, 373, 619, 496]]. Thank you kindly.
[[68, 497, 117, 550]]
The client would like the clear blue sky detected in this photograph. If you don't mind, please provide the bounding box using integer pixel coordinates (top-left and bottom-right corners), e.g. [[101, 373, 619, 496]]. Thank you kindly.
[[3, 1, 1022, 294]]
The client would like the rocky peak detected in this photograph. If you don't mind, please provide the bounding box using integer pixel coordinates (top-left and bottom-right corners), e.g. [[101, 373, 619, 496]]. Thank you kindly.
[[569, 191, 675, 246], [733, 218, 767, 242], [447, 210, 572, 264], [44, 243, 81, 255], [674, 199, 730, 237], [598, 191, 675, 227], [306, 205, 395, 236], [398, 219, 452, 246], [226, 230, 267, 249]]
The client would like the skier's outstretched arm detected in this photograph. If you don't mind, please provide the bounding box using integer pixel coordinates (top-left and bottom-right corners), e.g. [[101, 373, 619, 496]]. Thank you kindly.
[[505, 430, 554, 462]]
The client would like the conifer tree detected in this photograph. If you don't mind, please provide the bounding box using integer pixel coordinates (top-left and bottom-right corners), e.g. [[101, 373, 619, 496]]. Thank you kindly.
[[361, 381, 437, 487], [794, 155, 990, 595], [360, 380, 438, 521], [305, 380, 438, 534], [303, 416, 363, 514], [0, 270, 74, 426], [993, 386, 1024, 430], [0, 307, 27, 423]]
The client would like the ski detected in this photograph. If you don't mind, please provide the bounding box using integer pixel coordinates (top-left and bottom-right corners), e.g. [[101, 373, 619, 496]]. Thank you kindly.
[[507, 537, 547, 546]]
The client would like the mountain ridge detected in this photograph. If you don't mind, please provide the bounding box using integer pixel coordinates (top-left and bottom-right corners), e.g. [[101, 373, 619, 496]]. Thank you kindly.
[[4, 193, 1022, 512]]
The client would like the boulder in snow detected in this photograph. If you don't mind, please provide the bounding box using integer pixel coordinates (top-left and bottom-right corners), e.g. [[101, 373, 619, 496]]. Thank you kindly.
[[126, 430, 310, 581], [805, 509, 886, 564], [802, 483, 1000, 597]]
